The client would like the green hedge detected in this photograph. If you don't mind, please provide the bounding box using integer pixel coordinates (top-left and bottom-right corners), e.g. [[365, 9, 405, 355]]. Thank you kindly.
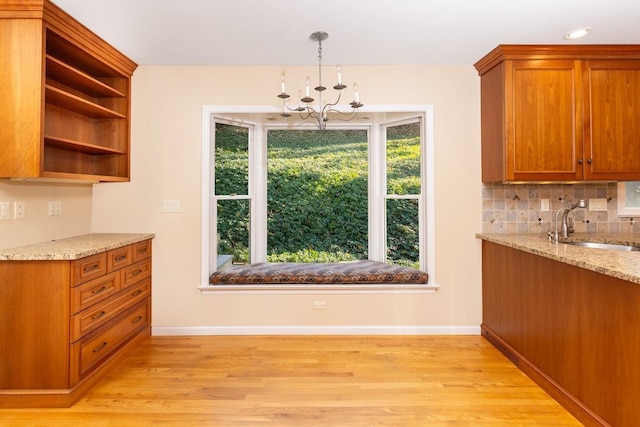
[[215, 124, 420, 266]]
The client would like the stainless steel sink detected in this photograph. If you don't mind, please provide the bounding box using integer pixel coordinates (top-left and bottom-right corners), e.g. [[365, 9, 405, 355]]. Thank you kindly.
[[564, 241, 640, 251]]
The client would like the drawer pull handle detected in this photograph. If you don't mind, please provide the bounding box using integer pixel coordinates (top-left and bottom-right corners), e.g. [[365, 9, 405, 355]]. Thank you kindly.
[[83, 263, 100, 273], [137, 247, 147, 254], [93, 342, 108, 353], [131, 290, 143, 297], [115, 254, 128, 262], [131, 269, 143, 276], [91, 286, 108, 294], [92, 310, 107, 320], [131, 315, 143, 324]]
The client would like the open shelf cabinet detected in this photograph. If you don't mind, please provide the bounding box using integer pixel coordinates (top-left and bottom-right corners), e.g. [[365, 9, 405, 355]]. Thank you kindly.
[[0, 0, 137, 182]]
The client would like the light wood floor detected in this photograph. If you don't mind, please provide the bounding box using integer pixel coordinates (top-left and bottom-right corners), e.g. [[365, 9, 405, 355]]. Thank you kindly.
[[0, 335, 582, 426]]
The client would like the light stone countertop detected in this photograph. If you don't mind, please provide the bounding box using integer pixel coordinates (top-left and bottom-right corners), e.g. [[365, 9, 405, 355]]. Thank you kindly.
[[476, 233, 640, 285], [0, 233, 155, 261]]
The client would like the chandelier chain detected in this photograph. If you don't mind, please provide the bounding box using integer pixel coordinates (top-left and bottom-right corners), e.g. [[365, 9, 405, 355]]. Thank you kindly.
[[317, 39, 323, 90]]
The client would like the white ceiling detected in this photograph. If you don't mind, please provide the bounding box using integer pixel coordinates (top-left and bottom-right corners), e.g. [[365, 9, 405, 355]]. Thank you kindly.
[[53, 0, 640, 66]]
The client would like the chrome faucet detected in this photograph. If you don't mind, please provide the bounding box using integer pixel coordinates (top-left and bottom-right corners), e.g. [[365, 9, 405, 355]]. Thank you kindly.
[[551, 199, 587, 243]]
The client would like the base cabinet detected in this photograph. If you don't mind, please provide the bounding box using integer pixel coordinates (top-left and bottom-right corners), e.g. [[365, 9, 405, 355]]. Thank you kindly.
[[0, 239, 152, 408], [482, 241, 640, 427]]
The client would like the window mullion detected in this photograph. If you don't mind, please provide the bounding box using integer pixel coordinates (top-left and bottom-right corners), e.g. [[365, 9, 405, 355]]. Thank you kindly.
[[252, 126, 268, 263], [369, 124, 385, 262]]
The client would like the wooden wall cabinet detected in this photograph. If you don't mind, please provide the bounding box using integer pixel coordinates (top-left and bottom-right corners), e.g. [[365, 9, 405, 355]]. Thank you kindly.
[[0, 0, 137, 182], [0, 238, 152, 408], [474, 45, 640, 183]]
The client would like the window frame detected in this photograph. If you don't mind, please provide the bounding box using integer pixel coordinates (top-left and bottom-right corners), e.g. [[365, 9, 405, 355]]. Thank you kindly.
[[201, 105, 436, 288], [212, 118, 256, 267], [380, 118, 426, 271]]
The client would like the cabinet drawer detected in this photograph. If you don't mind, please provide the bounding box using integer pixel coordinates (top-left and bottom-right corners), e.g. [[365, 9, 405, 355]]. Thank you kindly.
[[70, 278, 150, 342], [70, 271, 120, 314], [71, 252, 108, 286], [121, 259, 151, 289], [133, 240, 151, 263], [107, 245, 133, 272], [75, 300, 149, 379]]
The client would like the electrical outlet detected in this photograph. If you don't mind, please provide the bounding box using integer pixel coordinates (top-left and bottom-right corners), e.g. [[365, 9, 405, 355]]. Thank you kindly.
[[48, 201, 62, 216], [313, 300, 327, 310], [14, 202, 25, 219], [0, 202, 10, 220]]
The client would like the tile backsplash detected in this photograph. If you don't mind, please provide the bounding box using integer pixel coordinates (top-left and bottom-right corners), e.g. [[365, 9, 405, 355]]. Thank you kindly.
[[482, 182, 638, 235]]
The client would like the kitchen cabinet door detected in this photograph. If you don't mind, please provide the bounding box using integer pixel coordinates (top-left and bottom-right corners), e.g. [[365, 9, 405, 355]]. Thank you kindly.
[[584, 60, 640, 180], [505, 60, 584, 181]]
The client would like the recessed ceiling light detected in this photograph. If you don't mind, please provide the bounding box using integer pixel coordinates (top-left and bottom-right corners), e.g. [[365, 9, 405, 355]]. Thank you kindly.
[[563, 27, 592, 40]]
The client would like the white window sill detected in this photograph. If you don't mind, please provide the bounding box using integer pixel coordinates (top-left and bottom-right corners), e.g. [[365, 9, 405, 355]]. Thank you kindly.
[[198, 283, 440, 295]]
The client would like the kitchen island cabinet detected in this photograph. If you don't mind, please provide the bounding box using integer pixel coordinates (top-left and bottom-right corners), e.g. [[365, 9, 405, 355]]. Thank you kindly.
[[478, 233, 640, 427], [0, 233, 154, 408], [474, 45, 640, 183]]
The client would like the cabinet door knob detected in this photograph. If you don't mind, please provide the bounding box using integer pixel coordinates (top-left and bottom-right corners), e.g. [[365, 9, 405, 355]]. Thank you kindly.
[[578, 159, 583, 165], [587, 158, 593, 164]]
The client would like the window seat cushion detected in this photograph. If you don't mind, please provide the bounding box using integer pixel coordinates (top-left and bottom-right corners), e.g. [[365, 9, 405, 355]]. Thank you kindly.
[[209, 260, 428, 285]]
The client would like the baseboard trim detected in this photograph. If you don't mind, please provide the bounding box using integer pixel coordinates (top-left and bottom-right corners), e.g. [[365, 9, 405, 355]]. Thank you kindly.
[[481, 324, 609, 427], [153, 325, 480, 336]]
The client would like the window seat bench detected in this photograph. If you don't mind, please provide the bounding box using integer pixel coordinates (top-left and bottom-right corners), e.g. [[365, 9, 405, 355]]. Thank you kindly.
[[209, 260, 429, 285]]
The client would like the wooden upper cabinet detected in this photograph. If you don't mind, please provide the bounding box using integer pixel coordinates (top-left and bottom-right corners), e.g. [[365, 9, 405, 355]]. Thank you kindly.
[[475, 45, 640, 183], [0, 0, 137, 182], [584, 60, 640, 180], [507, 60, 583, 181]]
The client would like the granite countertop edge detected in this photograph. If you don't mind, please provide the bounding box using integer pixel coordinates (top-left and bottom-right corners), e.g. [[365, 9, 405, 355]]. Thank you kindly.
[[0, 233, 156, 261], [476, 232, 640, 285]]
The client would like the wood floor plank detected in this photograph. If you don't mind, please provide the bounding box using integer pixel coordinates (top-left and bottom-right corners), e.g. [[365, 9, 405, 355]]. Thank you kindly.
[[0, 335, 582, 426]]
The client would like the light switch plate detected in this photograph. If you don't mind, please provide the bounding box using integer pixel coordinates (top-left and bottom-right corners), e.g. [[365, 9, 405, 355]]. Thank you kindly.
[[48, 201, 62, 216], [589, 198, 608, 211], [0, 202, 10, 220], [162, 199, 181, 213], [540, 199, 550, 211]]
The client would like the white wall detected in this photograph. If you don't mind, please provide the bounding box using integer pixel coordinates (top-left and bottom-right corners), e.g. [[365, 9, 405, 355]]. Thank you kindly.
[[92, 64, 483, 333]]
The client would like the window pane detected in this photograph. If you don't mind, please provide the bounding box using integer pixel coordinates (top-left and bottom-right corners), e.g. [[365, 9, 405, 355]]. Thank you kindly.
[[386, 122, 421, 195], [386, 198, 419, 268], [215, 123, 248, 196], [217, 199, 250, 265], [267, 129, 368, 263]]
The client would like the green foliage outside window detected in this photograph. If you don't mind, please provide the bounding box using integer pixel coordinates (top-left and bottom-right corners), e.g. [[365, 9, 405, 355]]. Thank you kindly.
[[267, 130, 369, 262], [215, 124, 421, 266]]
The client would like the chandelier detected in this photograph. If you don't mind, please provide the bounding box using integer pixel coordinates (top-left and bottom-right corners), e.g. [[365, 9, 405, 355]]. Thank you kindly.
[[277, 31, 363, 130]]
